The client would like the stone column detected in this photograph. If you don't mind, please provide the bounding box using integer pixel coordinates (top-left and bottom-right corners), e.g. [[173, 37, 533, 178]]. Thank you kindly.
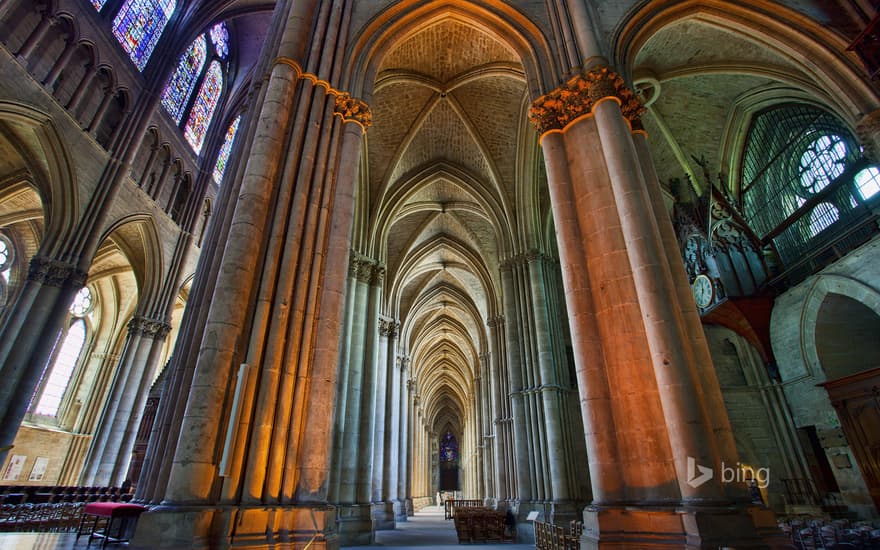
[[530, 66, 774, 548], [499, 264, 532, 507], [16, 14, 54, 60], [486, 316, 509, 502], [372, 317, 395, 530], [632, 131, 746, 502], [65, 64, 97, 113], [88, 87, 116, 136], [130, 2, 371, 546], [383, 326, 402, 521], [0, 256, 86, 466], [526, 252, 575, 516], [82, 316, 170, 486], [44, 40, 77, 90], [397, 360, 411, 519]]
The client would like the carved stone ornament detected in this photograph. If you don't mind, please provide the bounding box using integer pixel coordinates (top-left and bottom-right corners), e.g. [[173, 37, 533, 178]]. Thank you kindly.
[[334, 93, 372, 129], [379, 318, 399, 338], [128, 315, 172, 339], [528, 66, 646, 135], [27, 256, 88, 288]]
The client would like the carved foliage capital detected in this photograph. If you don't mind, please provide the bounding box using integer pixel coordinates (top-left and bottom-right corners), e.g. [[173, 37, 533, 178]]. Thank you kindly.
[[528, 66, 645, 134], [379, 318, 399, 338], [128, 315, 172, 339], [27, 256, 88, 288], [334, 93, 372, 129]]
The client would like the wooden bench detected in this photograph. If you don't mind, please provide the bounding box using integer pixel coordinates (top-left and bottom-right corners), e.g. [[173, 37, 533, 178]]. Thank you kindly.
[[75, 502, 147, 547]]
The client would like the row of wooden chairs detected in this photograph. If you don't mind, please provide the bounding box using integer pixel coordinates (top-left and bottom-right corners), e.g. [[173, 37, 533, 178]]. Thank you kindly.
[[0, 502, 85, 532], [444, 498, 484, 520], [453, 507, 517, 544], [779, 516, 880, 549], [535, 519, 582, 550]]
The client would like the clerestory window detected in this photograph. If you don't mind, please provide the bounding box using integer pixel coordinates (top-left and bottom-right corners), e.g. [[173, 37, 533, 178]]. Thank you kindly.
[[741, 103, 879, 276]]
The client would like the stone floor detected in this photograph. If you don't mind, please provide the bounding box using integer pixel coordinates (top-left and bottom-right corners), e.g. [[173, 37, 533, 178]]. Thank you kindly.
[[0, 505, 533, 549]]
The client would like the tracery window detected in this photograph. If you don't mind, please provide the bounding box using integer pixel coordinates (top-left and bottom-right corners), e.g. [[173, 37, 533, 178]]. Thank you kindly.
[[161, 35, 207, 123], [184, 61, 223, 154], [159, 22, 229, 156], [741, 103, 879, 276], [69, 287, 94, 318], [213, 115, 240, 184], [0, 234, 13, 283], [440, 431, 458, 462], [112, 0, 177, 71], [33, 319, 87, 417]]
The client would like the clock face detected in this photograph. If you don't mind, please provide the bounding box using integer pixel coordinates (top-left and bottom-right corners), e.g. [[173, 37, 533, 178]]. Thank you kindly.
[[693, 275, 714, 308]]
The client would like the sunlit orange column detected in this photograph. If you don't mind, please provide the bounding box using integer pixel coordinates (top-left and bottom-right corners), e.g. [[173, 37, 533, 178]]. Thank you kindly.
[[531, 67, 772, 548]]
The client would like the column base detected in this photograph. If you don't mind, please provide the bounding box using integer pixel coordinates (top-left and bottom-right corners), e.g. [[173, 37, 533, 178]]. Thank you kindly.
[[130, 503, 338, 549], [371, 501, 395, 530], [336, 503, 373, 546], [580, 504, 783, 549], [405, 498, 413, 517], [393, 499, 407, 522]]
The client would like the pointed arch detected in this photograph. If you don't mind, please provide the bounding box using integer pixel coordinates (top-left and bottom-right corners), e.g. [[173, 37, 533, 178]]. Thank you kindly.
[[161, 34, 207, 123]]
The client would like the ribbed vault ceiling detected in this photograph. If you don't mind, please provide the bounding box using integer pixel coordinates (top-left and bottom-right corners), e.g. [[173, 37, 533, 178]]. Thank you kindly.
[[367, 17, 528, 437]]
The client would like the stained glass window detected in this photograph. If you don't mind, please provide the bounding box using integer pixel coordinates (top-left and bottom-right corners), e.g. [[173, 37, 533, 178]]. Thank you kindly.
[[855, 167, 880, 200], [34, 319, 86, 417], [209, 23, 229, 60], [91, 0, 108, 10], [161, 35, 207, 123], [184, 61, 223, 154], [112, 0, 177, 71], [69, 287, 93, 317], [440, 431, 458, 462], [213, 115, 240, 183], [0, 235, 12, 283]]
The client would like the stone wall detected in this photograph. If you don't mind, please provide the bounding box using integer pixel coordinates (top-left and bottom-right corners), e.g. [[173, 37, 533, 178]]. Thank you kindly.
[[770, 235, 880, 519]]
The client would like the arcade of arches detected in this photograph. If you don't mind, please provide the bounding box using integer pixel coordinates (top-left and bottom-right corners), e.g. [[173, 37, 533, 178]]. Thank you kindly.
[[0, 1, 879, 548]]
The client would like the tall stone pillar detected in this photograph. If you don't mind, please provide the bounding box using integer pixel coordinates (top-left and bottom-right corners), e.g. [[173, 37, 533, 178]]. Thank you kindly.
[[530, 66, 776, 548], [398, 360, 412, 519], [0, 256, 86, 465], [499, 264, 533, 509], [82, 315, 170, 486], [371, 317, 396, 530], [486, 316, 511, 502], [130, 1, 371, 547], [380, 321, 401, 525], [525, 252, 580, 520]]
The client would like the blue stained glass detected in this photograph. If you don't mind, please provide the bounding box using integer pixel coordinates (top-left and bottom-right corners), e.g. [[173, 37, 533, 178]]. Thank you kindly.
[[112, 0, 177, 71], [184, 61, 223, 154], [440, 432, 458, 462], [161, 35, 207, 123], [91, 0, 108, 10], [209, 23, 229, 60], [213, 115, 241, 183]]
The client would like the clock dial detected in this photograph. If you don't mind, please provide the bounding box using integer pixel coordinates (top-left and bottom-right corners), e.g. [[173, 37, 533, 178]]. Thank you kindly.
[[693, 275, 714, 308]]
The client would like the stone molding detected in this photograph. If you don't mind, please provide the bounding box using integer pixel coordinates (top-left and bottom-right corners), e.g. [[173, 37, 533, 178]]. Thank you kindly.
[[127, 315, 172, 339], [273, 57, 372, 131], [27, 256, 88, 288], [528, 66, 645, 135], [487, 314, 504, 328]]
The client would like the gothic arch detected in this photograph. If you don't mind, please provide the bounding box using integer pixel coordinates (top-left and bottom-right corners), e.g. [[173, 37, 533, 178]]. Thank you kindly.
[[799, 274, 880, 380], [95, 214, 165, 312], [616, 0, 877, 121], [345, 0, 557, 100], [0, 101, 77, 256]]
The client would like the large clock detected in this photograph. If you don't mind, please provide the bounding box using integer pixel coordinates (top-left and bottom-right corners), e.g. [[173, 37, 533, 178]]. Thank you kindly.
[[692, 274, 714, 308]]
